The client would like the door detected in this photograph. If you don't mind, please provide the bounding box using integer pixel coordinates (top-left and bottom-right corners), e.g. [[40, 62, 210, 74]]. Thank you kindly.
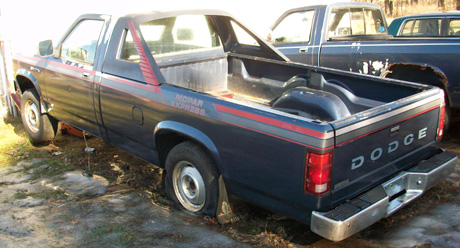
[[44, 19, 104, 136]]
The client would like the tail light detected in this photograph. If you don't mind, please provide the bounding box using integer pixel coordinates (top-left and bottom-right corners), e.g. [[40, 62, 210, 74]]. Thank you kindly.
[[305, 151, 333, 194], [437, 101, 445, 140]]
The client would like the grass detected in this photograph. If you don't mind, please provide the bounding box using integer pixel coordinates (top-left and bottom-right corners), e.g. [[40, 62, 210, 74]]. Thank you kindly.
[[0, 114, 91, 179], [89, 225, 136, 246], [13, 188, 68, 201], [0, 117, 34, 167]]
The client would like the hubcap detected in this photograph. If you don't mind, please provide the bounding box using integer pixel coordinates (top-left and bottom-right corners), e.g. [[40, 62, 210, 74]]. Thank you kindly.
[[172, 161, 205, 212], [24, 100, 40, 133]]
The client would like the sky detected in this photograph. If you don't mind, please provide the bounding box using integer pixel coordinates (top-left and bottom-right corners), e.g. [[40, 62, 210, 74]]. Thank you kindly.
[[0, 0, 344, 53]]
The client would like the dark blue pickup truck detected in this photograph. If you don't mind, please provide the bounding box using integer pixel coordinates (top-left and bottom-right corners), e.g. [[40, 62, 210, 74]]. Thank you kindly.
[[9, 9, 456, 241], [270, 2, 460, 127]]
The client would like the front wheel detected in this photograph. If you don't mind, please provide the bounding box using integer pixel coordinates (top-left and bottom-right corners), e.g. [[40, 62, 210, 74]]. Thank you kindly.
[[20, 89, 58, 143], [164, 141, 219, 217]]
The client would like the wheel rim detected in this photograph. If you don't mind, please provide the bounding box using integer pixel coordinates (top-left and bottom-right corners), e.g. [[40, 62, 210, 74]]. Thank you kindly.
[[172, 161, 206, 212], [24, 99, 40, 133]]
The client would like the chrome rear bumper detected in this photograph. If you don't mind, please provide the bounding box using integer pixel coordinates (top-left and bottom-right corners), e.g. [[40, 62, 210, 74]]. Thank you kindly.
[[311, 150, 457, 241]]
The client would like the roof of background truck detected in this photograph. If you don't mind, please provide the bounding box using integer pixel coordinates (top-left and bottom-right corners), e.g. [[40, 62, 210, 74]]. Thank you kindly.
[[279, 1, 382, 10], [270, 1, 383, 30], [391, 10, 460, 20], [388, 11, 460, 36]]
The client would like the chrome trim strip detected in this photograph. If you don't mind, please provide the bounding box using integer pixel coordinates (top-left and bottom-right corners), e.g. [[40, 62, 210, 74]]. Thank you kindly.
[[334, 93, 441, 136]]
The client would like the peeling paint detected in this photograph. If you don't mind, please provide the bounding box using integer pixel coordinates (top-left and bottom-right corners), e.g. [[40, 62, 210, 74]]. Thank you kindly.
[[359, 59, 390, 76], [351, 42, 361, 50], [371, 60, 384, 74], [363, 61, 369, 74]]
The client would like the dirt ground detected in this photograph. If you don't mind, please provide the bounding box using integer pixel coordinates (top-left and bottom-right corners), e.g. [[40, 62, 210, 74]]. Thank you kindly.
[[1, 112, 459, 247]]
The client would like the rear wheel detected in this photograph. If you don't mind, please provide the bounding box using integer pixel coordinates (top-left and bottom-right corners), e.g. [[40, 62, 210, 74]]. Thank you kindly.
[[164, 141, 219, 216], [20, 89, 58, 143]]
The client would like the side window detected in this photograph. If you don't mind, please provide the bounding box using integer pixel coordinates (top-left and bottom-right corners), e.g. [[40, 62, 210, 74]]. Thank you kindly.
[[61, 20, 104, 64], [417, 19, 441, 36], [231, 21, 260, 47], [120, 29, 139, 62], [124, 15, 222, 59], [448, 19, 460, 36], [271, 10, 315, 44], [402, 19, 441, 36], [401, 20, 415, 36]]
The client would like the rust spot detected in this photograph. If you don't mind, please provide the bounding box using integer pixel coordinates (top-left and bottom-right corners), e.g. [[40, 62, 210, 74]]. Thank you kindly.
[[384, 63, 448, 88]]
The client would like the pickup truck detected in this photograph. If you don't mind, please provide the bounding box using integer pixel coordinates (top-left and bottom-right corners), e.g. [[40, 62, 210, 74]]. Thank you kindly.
[[9, 9, 457, 241], [269, 2, 460, 127], [388, 11, 460, 37]]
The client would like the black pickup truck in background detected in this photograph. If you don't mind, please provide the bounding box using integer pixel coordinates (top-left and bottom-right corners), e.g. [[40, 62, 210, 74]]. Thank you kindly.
[[9, 9, 457, 241], [269, 2, 460, 127]]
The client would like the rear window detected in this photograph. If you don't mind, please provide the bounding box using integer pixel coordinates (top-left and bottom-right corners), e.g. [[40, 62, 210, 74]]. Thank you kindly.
[[328, 7, 386, 37], [120, 15, 222, 62]]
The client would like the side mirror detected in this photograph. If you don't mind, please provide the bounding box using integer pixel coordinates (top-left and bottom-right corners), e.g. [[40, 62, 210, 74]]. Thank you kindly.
[[37, 40, 53, 56]]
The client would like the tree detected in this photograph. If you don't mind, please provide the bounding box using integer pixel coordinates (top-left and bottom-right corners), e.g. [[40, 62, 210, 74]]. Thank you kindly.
[[385, 0, 394, 16], [438, 0, 445, 8]]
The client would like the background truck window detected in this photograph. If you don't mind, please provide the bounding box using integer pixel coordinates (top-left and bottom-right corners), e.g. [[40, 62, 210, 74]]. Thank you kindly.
[[449, 19, 460, 36], [271, 10, 315, 44], [402, 18, 441, 36], [329, 8, 385, 37]]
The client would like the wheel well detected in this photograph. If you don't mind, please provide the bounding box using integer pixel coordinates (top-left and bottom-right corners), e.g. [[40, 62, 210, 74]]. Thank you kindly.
[[383, 63, 450, 106], [16, 75, 36, 94], [155, 130, 218, 171]]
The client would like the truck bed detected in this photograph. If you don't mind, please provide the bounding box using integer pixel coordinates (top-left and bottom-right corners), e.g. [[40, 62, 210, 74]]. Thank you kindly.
[[156, 49, 422, 123]]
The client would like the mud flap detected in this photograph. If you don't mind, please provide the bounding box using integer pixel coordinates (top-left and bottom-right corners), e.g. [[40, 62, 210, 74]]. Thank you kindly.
[[216, 176, 240, 224]]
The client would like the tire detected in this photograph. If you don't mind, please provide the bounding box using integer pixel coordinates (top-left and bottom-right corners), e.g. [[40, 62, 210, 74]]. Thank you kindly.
[[164, 141, 219, 217], [20, 89, 58, 143]]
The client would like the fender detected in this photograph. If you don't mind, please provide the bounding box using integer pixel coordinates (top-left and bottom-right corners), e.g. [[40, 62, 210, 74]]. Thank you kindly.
[[15, 68, 42, 96], [14, 68, 52, 113], [153, 120, 224, 174]]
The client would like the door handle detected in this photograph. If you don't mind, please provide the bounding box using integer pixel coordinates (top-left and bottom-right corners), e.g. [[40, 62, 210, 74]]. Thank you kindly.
[[30, 66, 41, 73], [82, 72, 90, 79], [299, 47, 309, 53]]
